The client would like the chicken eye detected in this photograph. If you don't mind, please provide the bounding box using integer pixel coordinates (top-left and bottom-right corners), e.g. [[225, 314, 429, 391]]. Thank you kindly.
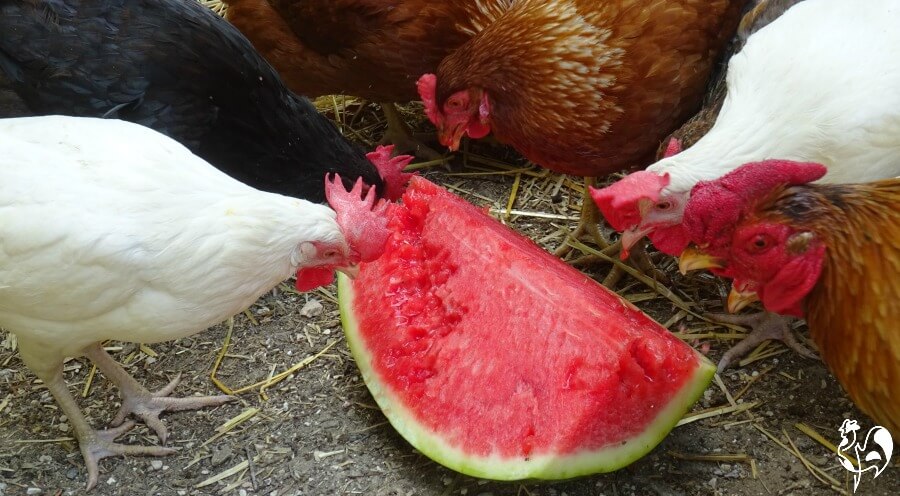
[[751, 235, 769, 250], [446, 98, 463, 110], [323, 249, 339, 259], [655, 201, 672, 211]]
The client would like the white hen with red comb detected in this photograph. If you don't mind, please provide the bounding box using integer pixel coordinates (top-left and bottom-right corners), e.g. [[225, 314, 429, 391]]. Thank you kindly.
[[0, 115, 364, 489]]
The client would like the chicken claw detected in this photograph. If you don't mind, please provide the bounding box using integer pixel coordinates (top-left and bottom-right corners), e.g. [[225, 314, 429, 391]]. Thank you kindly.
[[84, 345, 233, 444], [706, 311, 819, 373], [108, 373, 234, 443], [81, 420, 176, 491]]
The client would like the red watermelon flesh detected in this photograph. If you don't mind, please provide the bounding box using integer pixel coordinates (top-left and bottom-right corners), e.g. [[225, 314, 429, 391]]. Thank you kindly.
[[338, 177, 714, 479]]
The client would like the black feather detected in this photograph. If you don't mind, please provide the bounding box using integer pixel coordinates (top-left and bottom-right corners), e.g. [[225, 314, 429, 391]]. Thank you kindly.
[[0, 0, 384, 203]]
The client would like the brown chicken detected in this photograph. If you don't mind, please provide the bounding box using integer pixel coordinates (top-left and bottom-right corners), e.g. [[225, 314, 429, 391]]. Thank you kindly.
[[218, 0, 508, 158], [680, 160, 900, 433], [418, 0, 748, 253]]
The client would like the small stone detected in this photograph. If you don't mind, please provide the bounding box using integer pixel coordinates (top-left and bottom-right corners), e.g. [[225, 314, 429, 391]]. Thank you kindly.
[[239, 490, 248, 496], [794, 436, 814, 450], [38, 455, 52, 463], [66, 467, 79, 480], [442, 477, 453, 486], [211, 446, 233, 466], [57, 423, 70, 433], [299, 299, 324, 318], [106, 476, 116, 485], [150, 460, 164, 471], [26, 488, 42, 495]]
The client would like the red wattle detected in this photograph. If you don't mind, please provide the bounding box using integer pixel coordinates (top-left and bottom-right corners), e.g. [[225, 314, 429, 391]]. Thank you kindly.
[[295, 267, 335, 292]]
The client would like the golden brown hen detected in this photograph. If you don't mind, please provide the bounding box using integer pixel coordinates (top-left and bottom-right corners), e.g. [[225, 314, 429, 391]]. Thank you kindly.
[[418, 0, 748, 253], [681, 160, 900, 434]]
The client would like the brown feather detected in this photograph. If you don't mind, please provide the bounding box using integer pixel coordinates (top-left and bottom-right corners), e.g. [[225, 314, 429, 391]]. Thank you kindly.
[[752, 180, 900, 433], [223, 0, 503, 101]]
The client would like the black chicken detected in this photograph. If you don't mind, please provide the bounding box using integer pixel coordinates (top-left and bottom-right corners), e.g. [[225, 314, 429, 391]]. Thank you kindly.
[[0, 0, 389, 203]]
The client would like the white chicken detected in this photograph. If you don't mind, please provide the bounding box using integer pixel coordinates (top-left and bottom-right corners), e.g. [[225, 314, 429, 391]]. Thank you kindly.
[[590, 0, 900, 369], [594, 0, 900, 254], [0, 115, 389, 489]]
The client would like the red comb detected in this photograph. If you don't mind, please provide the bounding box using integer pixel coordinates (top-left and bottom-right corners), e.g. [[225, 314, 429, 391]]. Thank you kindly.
[[683, 160, 827, 247], [366, 145, 415, 202], [325, 174, 392, 263], [417, 74, 441, 125], [590, 171, 671, 231]]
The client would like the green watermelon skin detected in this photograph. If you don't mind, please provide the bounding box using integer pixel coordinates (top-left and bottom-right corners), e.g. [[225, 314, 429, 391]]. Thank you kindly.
[[338, 177, 714, 480]]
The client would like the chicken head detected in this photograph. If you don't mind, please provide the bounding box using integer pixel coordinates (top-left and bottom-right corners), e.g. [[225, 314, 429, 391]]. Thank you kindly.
[[682, 159, 828, 257], [591, 138, 691, 259], [417, 74, 491, 151]]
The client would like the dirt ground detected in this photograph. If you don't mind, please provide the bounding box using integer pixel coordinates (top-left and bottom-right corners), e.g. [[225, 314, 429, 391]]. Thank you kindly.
[[1, 129, 898, 496]]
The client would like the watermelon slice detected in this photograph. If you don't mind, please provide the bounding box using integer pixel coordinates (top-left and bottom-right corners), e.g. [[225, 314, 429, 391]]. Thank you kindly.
[[338, 177, 714, 480]]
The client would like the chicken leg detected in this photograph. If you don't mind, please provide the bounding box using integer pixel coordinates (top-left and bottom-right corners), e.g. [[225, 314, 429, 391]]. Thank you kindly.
[[379, 102, 444, 161], [84, 344, 234, 444], [554, 178, 665, 284], [707, 312, 819, 372], [40, 364, 175, 490], [555, 177, 611, 256]]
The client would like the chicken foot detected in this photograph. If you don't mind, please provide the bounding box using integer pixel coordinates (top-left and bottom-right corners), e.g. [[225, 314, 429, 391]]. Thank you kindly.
[[555, 177, 612, 257], [379, 102, 444, 161], [84, 344, 234, 444], [706, 311, 819, 373], [42, 366, 175, 490]]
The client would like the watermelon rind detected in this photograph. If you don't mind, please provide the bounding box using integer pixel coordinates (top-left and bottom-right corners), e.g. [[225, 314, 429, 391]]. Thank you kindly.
[[338, 273, 715, 480]]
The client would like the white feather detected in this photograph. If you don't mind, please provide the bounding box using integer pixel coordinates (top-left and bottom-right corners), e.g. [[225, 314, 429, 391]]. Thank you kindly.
[[0, 116, 342, 374], [648, 0, 900, 194]]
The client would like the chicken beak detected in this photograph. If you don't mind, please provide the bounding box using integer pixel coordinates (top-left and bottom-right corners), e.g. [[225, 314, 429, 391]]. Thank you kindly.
[[620, 225, 652, 260], [336, 264, 360, 279], [727, 285, 760, 313], [438, 123, 465, 151], [678, 246, 726, 275]]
